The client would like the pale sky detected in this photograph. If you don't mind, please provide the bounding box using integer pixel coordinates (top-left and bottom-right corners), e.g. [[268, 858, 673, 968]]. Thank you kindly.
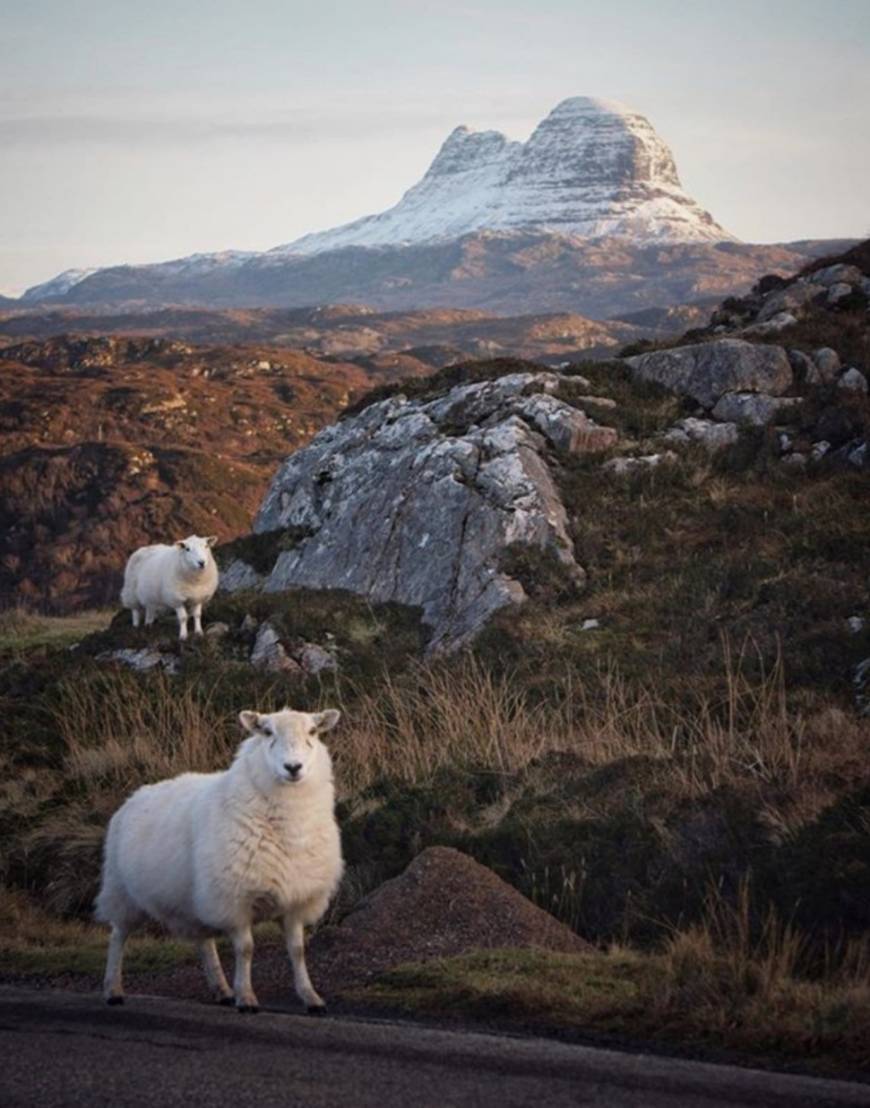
[[1, 0, 869, 295]]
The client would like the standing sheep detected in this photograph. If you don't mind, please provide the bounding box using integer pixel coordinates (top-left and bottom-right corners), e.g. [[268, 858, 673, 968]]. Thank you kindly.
[[95, 707, 343, 1013], [121, 535, 218, 640]]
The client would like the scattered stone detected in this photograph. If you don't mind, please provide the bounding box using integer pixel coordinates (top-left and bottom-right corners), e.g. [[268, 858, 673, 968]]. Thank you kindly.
[[837, 368, 868, 394], [205, 621, 230, 639], [98, 648, 179, 674], [604, 451, 677, 475], [782, 452, 807, 471], [778, 432, 793, 454], [241, 613, 259, 633], [812, 348, 841, 384], [787, 349, 816, 385], [624, 339, 792, 409], [744, 311, 797, 334], [855, 657, 870, 717], [664, 417, 739, 450], [811, 440, 831, 461], [580, 618, 600, 631], [847, 616, 865, 634], [310, 847, 588, 986], [711, 392, 802, 427], [756, 282, 824, 322], [250, 622, 302, 674], [297, 642, 338, 675]]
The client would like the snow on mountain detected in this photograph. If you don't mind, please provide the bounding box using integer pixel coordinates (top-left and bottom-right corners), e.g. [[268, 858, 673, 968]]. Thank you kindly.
[[21, 96, 734, 304], [21, 268, 98, 303], [275, 96, 733, 255]]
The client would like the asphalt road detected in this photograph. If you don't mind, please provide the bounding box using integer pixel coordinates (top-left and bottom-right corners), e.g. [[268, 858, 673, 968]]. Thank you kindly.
[[1, 986, 868, 1108]]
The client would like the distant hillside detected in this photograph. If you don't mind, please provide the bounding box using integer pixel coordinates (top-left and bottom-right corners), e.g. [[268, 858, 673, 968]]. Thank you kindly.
[[9, 236, 851, 317], [0, 335, 423, 610], [0, 302, 644, 365]]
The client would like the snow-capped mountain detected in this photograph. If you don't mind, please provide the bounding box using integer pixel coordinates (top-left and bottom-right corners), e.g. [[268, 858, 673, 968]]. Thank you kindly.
[[18, 97, 735, 307], [277, 97, 732, 255]]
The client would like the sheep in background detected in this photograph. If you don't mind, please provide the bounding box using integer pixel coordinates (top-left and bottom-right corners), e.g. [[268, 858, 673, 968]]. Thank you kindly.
[[121, 535, 218, 640], [95, 707, 343, 1013]]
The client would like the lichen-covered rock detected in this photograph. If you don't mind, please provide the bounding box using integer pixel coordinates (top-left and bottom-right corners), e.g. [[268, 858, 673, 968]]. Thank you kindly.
[[251, 373, 603, 651], [298, 642, 337, 675], [837, 368, 869, 394], [663, 417, 739, 449], [710, 392, 802, 427], [624, 339, 792, 409], [812, 347, 842, 384], [810, 263, 863, 288], [755, 281, 824, 322]]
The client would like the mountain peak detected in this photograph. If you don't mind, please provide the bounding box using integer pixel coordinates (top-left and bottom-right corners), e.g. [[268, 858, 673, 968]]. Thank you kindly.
[[547, 95, 633, 117], [280, 95, 732, 256]]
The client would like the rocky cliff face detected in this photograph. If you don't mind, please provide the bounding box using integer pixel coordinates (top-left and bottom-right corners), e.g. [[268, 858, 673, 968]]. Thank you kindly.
[[222, 368, 617, 651]]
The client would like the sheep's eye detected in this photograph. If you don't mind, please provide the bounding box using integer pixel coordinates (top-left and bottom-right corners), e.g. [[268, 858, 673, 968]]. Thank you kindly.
[[309, 728, 317, 737], [181, 543, 188, 551]]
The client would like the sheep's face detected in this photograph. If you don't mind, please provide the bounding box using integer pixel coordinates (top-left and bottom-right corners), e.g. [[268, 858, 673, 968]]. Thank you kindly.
[[239, 707, 341, 785], [175, 534, 217, 573]]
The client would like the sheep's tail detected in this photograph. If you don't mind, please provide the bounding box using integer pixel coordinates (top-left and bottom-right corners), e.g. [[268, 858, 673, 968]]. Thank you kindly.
[[120, 548, 147, 608]]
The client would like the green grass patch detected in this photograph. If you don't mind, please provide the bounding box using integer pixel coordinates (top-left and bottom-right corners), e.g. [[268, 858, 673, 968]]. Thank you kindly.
[[353, 945, 870, 1076], [0, 609, 113, 656]]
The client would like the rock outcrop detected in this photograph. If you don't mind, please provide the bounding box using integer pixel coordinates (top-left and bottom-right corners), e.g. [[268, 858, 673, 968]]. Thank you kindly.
[[224, 371, 614, 651]]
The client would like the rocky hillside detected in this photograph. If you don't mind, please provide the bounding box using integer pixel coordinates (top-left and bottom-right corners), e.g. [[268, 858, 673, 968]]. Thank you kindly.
[[219, 242, 869, 653], [0, 335, 420, 610]]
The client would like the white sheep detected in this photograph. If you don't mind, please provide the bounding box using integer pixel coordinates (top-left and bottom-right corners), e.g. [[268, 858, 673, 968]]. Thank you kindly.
[[120, 535, 219, 640], [95, 707, 343, 1013]]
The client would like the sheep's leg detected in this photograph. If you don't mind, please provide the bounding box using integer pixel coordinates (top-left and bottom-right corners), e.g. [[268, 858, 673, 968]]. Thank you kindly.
[[175, 605, 189, 642], [103, 924, 128, 1005], [191, 602, 204, 636], [131, 608, 141, 629], [283, 914, 325, 1013], [144, 606, 157, 627], [200, 938, 234, 1005], [231, 925, 258, 1012]]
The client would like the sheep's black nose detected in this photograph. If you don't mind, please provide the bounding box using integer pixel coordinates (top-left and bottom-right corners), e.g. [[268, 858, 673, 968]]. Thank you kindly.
[[197, 560, 206, 568], [285, 762, 303, 777]]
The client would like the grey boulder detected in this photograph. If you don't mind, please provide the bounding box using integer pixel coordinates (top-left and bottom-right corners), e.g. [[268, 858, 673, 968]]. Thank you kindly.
[[624, 339, 792, 409]]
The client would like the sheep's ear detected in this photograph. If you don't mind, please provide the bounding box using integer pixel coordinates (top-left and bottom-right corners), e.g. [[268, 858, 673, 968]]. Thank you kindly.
[[312, 709, 341, 734], [175, 539, 186, 548], [205, 535, 218, 547], [239, 710, 260, 733]]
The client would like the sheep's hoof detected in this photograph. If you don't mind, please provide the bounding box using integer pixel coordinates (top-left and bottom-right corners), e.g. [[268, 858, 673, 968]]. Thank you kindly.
[[237, 1004, 259, 1014], [307, 1004, 327, 1017], [106, 995, 125, 1006], [218, 996, 236, 1007]]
